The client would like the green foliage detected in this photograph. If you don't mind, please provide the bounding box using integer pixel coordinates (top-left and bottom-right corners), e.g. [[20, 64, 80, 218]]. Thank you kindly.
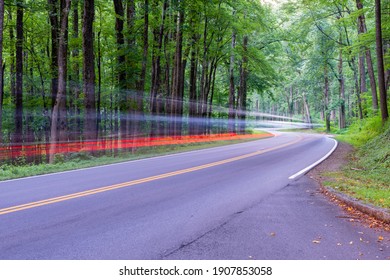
[[325, 121, 390, 209], [336, 116, 384, 147]]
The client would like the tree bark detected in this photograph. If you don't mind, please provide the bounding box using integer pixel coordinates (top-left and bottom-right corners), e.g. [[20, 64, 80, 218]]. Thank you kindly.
[[356, 0, 378, 111], [70, 0, 81, 141], [339, 44, 346, 129], [375, 0, 389, 122], [170, 3, 184, 136], [150, 0, 168, 137], [228, 29, 236, 133], [324, 65, 330, 133], [238, 35, 248, 134], [48, 0, 59, 110], [134, 0, 149, 136], [14, 0, 23, 144], [83, 0, 97, 140], [49, 0, 71, 163], [113, 0, 127, 140], [188, 33, 198, 135], [0, 0, 4, 144]]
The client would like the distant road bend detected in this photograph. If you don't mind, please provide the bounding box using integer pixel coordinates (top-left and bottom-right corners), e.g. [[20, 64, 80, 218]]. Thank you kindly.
[[1, 132, 389, 259]]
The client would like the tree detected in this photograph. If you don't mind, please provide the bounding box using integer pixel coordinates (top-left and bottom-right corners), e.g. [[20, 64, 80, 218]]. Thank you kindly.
[[83, 0, 96, 140], [0, 0, 4, 143], [49, 0, 71, 163], [375, 0, 389, 122], [356, 0, 378, 111], [14, 0, 23, 144]]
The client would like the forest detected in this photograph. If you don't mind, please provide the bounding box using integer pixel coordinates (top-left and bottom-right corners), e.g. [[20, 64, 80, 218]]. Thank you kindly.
[[0, 0, 388, 165]]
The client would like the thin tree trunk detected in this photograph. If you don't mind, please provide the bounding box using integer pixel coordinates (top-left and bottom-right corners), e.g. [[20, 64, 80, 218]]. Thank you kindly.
[[189, 35, 198, 135], [14, 0, 23, 144], [71, 0, 82, 140], [134, 0, 149, 137], [150, 0, 167, 137], [228, 29, 236, 133], [238, 35, 248, 134], [0, 0, 4, 144], [49, 0, 71, 163], [9, 7, 15, 104], [324, 65, 330, 133], [339, 44, 346, 129], [113, 0, 126, 140], [48, 0, 59, 110], [83, 0, 96, 140], [356, 0, 378, 111], [375, 0, 389, 122], [302, 91, 312, 126], [171, 3, 184, 136], [97, 30, 102, 139], [125, 0, 135, 137], [70, 0, 81, 141]]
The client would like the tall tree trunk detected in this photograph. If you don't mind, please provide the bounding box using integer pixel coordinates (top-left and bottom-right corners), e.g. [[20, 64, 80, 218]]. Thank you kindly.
[[70, 0, 81, 141], [134, 0, 149, 137], [49, 0, 71, 163], [126, 0, 135, 137], [83, 0, 96, 140], [385, 41, 390, 91], [150, 0, 167, 137], [339, 44, 346, 129], [238, 35, 248, 134], [356, 0, 378, 111], [349, 58, 364, 120], [14, 0, 23, 144], [324, 65, 330, 133], [171, 3, 184, 136], [375, 0, 389, 122], [228, 29, 236, 133], [0, 0, 4, 144], [302, 91, 312, 126], [113, 0, 127, 140], [97, 30, 102, 139], [48, 0, 59, 110], [59, 0, 69, 143], [188, 35, 198, 135]]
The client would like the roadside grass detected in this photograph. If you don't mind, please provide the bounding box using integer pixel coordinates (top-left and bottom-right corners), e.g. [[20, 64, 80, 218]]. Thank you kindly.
[[324, 116, 390, 210], [0, 132, 269, 182]]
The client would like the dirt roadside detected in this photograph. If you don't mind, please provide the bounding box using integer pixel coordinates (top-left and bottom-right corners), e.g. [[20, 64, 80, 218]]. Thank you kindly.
[[308, 141, 390, 231]]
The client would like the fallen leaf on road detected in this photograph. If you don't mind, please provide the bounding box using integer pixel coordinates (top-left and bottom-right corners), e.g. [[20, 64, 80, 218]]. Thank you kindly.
[[378, 236, 384, 242], [312, 240, 321, 244]]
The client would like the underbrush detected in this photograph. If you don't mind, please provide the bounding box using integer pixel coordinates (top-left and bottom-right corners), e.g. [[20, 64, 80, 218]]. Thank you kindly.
[[325, 117, 390, 209]]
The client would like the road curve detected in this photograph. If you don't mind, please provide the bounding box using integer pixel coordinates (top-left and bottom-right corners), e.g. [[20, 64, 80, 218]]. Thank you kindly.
[[0, 132, 388, 259]]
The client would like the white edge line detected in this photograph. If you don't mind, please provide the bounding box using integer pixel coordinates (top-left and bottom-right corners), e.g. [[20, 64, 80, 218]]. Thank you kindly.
[[0, 133, 275, 184], [288, 138, 338, 180]]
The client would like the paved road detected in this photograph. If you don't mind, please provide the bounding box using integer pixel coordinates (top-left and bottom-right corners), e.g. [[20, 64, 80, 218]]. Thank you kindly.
[[0, 132, 388, 259]]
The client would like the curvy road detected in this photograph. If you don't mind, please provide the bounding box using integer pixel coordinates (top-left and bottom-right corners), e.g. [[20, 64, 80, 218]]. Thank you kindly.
[[0, 132, 389, 260]]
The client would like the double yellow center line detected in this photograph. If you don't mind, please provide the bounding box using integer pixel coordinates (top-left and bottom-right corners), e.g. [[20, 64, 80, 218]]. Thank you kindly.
[[0, 135, 303, 216]]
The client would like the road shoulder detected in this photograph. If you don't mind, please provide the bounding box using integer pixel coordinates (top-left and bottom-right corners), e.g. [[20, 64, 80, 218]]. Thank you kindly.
[[308, 141, 390, 230]]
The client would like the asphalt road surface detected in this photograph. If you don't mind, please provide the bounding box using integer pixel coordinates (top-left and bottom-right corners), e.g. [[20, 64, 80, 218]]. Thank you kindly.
[[0, 132, 389, 259]]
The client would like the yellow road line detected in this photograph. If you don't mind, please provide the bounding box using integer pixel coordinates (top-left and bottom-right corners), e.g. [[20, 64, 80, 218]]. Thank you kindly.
[[0, 135, 303, 216]]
